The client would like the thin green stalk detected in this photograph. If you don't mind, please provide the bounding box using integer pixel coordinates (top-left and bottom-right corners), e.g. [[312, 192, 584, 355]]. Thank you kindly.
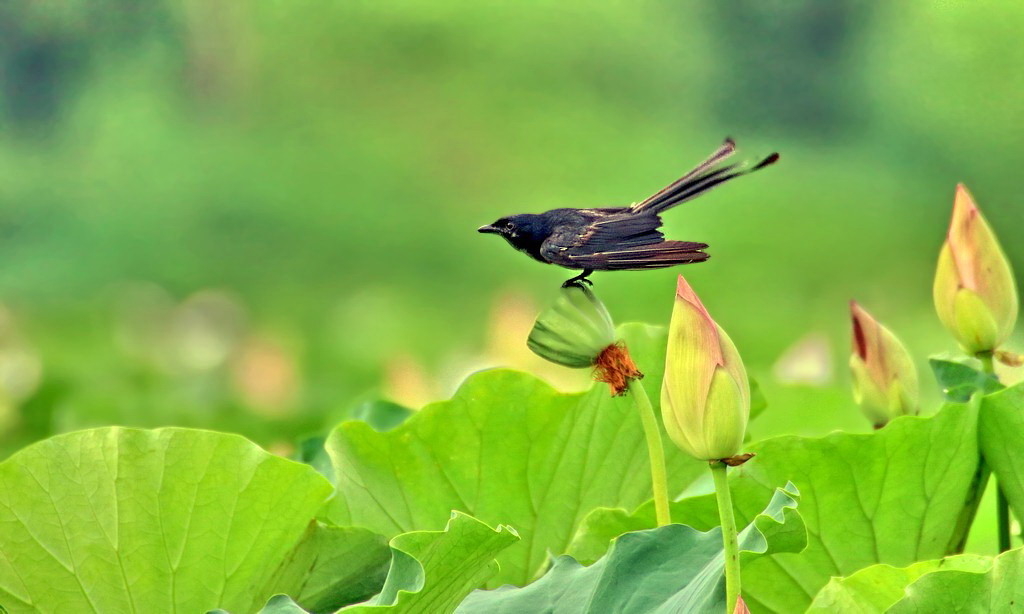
[[998, 488, 1011, 552], [627, 379, 671, 527], [978, 351, 996, 377], [978, 351, 1012, 552], [711, 461, 740, 614]]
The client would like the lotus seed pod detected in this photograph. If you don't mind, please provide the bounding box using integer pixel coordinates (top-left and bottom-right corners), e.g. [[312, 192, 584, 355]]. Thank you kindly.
[[527, 284, 616, 368]]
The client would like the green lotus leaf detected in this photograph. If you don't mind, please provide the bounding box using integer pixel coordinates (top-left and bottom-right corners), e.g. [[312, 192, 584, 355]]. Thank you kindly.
[[806, 554, 991, 612], [456, 484, 801, 613], [253, 512, 518, 614], [0, 427, 333, 613], [265, 522, 391, 613], [978, 383, 1024, 524], [886, 548, 1024, 613]]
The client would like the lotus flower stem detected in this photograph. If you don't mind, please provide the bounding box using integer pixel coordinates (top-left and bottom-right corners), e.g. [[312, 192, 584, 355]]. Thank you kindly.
[[997, 489, 1011, 553], [978, 352, 1013, 552], [627, 378, 671, 527], [978, 351, 995, 378], [710, 461, 740, 614]]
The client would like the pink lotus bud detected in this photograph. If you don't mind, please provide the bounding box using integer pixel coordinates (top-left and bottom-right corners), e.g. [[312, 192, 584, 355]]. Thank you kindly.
[[933, 184, 1018, 354], [661, 276, 749, 461], [849, 301, 919, 428]]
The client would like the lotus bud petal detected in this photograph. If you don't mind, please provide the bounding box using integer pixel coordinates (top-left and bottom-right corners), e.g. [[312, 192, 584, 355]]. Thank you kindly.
[[849, 301, 919, 428], [661, 275, 749, 461], [527, 284, 616, 368], [933, 185, 1018, 354]]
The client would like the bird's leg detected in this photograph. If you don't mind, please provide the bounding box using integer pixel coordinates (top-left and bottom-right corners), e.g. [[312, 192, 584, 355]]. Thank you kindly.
[[561, 269, 595, 288]]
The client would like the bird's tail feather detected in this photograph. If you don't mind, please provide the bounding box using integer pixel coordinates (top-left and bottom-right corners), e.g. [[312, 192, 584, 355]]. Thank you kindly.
[[597, 240, 709, 270], [630, 139, 779, 215]]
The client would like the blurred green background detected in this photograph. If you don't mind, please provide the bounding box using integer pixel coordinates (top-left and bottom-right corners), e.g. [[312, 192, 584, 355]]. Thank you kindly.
[[0, 0, 1022, 466]]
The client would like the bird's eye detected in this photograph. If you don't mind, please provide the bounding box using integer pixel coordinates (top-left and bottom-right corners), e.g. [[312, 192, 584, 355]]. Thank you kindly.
[[504, 221, 514, 229]]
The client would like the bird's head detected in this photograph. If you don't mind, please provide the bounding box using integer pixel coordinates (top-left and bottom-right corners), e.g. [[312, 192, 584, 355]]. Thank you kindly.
[[479, 214, 531, 241], [478, 213, 550, 256]]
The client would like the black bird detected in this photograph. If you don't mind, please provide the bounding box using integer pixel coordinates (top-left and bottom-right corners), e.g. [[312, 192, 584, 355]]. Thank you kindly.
[[478, 138, 779, 287]]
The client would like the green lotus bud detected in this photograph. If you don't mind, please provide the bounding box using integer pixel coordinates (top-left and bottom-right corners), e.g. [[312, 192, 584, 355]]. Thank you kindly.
[[933, 184, 1018, 354], [527, 284, 616, 368], [849, 301, 919, 428], [661, 275, 749, 461]]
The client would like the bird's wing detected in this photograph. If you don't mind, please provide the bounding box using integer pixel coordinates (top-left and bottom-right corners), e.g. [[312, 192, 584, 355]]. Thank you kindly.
[[540, 211, 708, 271]]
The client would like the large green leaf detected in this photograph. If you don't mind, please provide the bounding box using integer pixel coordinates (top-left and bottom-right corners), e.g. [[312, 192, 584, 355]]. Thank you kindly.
[[888, 548, 1024, 613], [806, 555, 991, 613], [571, 403, 980, 613], [322, 323, 707, 586], [979, 382, 1024, 522], [343, 511, 518, 613], [455, 484, 802, 614], [566, 480, 807, 567], [0, 427, 333, 614], [255, 512, 518, 614], [266, 523, 391, 613]]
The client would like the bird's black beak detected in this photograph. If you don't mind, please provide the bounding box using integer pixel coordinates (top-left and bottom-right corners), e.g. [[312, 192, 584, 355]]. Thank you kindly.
[[478, 224, 500, 234]]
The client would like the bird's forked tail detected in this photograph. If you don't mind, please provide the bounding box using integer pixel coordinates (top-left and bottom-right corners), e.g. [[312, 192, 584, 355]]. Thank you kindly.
[[629, 138, 779, 216]]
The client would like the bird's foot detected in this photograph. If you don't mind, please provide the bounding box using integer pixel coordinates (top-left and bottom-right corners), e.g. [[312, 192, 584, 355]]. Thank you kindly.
[[561, 273, 594, 288]]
